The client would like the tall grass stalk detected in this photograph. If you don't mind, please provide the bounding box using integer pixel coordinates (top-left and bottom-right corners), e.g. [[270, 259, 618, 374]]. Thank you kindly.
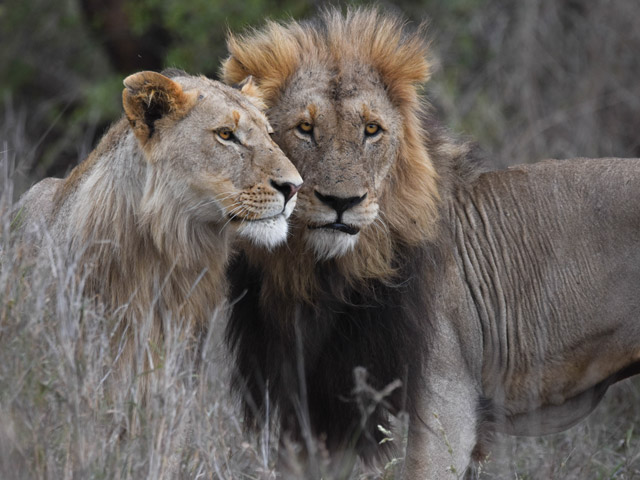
[[0, 127, 638, 479]]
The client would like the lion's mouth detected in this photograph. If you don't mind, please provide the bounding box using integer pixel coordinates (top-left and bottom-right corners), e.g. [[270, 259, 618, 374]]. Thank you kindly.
[[228, 213, 283, 223], [308, 223, 360, 235]]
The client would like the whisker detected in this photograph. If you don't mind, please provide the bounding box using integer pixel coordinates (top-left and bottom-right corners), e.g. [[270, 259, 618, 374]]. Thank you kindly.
[[221, 203, 245, 231], [186, 192, 238, 214], [374, 216, 389, 234]]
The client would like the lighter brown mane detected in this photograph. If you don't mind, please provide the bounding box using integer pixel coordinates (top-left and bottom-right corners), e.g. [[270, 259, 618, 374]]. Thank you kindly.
[[19, 71, 302, 386], [224, 8, 441, 301], [63, 117, 230, 354]]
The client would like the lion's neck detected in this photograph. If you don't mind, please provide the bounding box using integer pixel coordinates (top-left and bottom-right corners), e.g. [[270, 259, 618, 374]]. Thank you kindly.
[[68, 125, 229, 327], [243, 221, 402, 306], [226, 236, 437, 461]]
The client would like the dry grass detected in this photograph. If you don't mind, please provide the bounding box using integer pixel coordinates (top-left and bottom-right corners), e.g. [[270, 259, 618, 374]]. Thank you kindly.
[[478, 381, 640, 479], [2, 128, 640, 480], [3, 2, 640, 473], [0, 144, 270, 479]]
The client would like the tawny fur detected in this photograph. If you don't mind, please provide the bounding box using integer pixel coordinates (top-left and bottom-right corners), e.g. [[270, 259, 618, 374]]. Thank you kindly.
[[221, 7, 473, 474], [223, 9, 640, 479], [223, 8, 442, 301], [19, 71, 301, 388]]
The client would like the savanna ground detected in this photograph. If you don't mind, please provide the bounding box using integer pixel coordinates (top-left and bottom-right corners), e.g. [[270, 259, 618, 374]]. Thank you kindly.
[[2, 0, 640, 478]]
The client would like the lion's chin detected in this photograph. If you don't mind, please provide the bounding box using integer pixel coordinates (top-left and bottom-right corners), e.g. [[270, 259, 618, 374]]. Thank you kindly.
[[305, 228, 359, 260], [236, 214, 289, 249]]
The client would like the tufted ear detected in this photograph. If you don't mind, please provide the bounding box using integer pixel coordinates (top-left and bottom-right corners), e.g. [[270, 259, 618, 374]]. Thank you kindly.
[[237, 76, 267, 111], [122, 71, 197, 144]]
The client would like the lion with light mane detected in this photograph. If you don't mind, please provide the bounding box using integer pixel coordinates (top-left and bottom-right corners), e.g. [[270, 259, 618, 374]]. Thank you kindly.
[[19, 70, 301, 384], [223, 8, 640, 479]]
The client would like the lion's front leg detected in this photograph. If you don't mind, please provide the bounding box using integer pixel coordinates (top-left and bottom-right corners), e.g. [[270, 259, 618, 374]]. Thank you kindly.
[[404, 372, 479, 479], [402, 315, 481, 480]]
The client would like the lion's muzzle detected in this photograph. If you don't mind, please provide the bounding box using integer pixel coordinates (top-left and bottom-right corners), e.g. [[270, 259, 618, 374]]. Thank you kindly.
[[308, 222, 360, 235], [270, 179, 302, 207], [313, 190, 367, 225]]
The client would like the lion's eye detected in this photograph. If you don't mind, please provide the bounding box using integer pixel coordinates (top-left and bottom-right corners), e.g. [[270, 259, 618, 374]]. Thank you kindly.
[[218, 129, 234, 141], [365, 123, 381, 136], [297, 122, 314, 135]]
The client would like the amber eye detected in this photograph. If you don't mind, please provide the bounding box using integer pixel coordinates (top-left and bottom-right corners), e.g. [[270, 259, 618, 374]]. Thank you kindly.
[[218, 129, 234, 141], [365, 123, 381, 136], [297, 121, 313, 134]]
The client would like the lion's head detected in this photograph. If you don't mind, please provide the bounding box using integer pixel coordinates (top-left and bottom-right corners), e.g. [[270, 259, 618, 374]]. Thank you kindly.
[[222, 8, 440, 281], [121, 71, 302, 256]]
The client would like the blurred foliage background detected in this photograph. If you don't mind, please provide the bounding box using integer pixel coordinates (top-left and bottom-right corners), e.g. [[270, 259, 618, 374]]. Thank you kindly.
[[1, 3, 640, 478], [2, 0, 640, 189]]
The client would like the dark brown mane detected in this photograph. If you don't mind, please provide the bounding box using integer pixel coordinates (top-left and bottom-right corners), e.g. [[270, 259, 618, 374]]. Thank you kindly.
[[226, 238, 443, 461], [224, 6, 481, 467]]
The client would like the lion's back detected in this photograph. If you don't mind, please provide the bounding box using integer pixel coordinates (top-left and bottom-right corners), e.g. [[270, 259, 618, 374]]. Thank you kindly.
[[16, 177, 66, 250]]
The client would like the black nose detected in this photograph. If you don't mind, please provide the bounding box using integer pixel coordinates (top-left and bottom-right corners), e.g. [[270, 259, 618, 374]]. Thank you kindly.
[[271, 180, 302, 205], [314, 191, 367, 215]]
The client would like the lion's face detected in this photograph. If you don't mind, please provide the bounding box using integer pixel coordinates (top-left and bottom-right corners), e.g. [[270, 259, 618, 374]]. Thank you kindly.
[[223, 10, 439, 266], [267, 67, 402, 259], [123, 72, 302, 249]]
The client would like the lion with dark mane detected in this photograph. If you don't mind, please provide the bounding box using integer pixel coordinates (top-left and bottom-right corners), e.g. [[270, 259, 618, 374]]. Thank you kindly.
[[223, 8, 640, 478]]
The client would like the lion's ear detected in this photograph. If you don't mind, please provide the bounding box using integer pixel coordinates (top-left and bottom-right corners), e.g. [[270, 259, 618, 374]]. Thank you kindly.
[[122, 71, 197, 144], [237, 76, 267, 111]]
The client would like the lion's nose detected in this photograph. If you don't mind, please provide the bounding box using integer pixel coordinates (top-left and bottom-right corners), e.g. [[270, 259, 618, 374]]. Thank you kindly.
[[271, 179, 302, 206], [314, 191, 367, 215]]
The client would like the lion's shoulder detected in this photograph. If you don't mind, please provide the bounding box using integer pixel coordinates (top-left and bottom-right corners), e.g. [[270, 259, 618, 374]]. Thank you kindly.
[[17, 177, 63, 228], [51, 118, 130, 215]]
